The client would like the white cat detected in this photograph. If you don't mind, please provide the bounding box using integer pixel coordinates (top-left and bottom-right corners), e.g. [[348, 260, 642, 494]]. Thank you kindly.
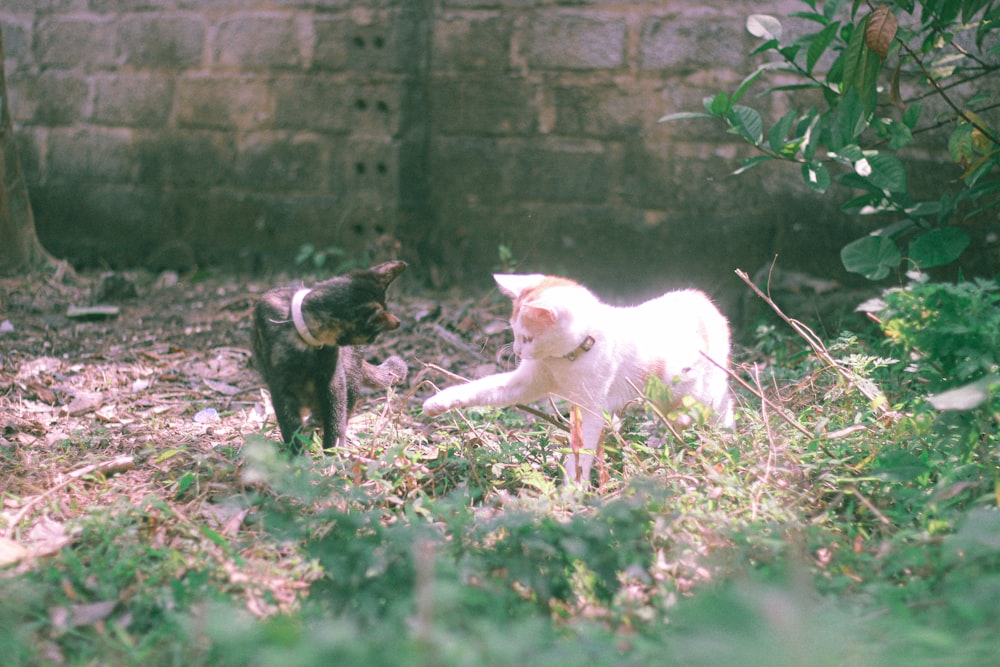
[[423, 273, 735, 485]]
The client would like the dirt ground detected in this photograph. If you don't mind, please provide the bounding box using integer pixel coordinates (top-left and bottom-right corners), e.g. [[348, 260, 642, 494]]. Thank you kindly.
[[0, 267, 512, 594]]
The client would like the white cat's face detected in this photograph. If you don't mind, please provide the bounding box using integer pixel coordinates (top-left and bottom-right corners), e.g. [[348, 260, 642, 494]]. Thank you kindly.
[[494, 273, 581, 360], [511, 302, 561, 359]]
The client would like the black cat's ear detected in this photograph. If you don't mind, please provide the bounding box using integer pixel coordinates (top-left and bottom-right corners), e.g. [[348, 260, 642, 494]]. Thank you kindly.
[[370, 261, 407, 287]]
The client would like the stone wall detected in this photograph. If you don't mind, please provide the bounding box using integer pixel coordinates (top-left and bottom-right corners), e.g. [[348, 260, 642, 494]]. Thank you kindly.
[[3, 0, 425, 274], [1, 0, 967, 317]]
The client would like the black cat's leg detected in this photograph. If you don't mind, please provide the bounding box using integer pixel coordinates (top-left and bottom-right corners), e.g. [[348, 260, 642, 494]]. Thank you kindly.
[[271, 386, 305, 454], [323, 372, 350, 452], [313, 383, 337, 451]]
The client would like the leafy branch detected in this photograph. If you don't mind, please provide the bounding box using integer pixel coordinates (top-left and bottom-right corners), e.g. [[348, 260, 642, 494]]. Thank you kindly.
[[661, 0, 1000, 280]]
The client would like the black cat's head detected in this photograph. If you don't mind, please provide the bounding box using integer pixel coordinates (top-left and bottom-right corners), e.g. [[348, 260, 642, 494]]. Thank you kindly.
[[307, 261, 406, 346]]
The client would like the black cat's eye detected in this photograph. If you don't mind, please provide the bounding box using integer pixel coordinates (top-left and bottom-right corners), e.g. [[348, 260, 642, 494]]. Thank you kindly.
[[365, 305, 400, 331]]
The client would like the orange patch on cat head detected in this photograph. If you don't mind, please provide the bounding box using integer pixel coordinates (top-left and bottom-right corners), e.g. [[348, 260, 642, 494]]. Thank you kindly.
[[500, 275, 580, 321]]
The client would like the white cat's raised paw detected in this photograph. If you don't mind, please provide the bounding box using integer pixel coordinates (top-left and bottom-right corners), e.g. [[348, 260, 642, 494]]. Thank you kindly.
[[422, 395, 451, 417]]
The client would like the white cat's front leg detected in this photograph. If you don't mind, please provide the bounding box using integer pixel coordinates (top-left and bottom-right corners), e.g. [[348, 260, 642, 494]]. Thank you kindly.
[[422, 380, 490, 416], [562, 410, 605, 486], [423, 367, 545, 416]]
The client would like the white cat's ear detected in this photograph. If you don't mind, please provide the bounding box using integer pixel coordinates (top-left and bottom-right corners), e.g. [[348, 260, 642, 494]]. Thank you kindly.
[[494, 273, 545, 299], [521, 302, 558, 325]]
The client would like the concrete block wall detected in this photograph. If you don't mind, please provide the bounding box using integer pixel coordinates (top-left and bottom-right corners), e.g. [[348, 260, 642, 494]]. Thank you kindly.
[[3, 1, 417, 271], [3, 0, 918, 311], [421, 0, 853, 300]]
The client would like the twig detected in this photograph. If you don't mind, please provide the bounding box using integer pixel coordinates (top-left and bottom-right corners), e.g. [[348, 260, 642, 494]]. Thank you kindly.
[[845, 484, 893, 527], [4, 455, 135, 539]]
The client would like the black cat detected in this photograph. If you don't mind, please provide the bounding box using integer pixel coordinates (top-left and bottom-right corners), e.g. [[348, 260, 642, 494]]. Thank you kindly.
[[251, 261, 407, 454]]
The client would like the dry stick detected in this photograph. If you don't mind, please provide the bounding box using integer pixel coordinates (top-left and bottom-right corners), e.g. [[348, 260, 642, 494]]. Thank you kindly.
[[4, 455, 135, 539], [735, 268, 893, 417], [845, 484, 893, 527]]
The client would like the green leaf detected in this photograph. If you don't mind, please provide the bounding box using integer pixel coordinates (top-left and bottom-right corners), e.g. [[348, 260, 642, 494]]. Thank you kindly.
[[807, 21, 841, 74], [156, 449, 186, 463], [886, 120, 914, 150], [842, 14, 882, 115], [949, 122, 975, 164], [908, 227, 971, 268], [963, 0, 993, 24], [863, 152, 908, 192], [733, 155, 774, 175], [789, 10, 831, 26], [826, 49, 846, 87], [905, 200, 944, 217], [705, 92, 731, 116], [902, 101, 922, 129], [841, 191, 884, 214], [836, 88, 869, 144], [658, 111, 714, 123], [841, 235, 901, 279], [799, 111, 822, 159], [837, 171, 883, 192], [778, 44, 802, 61], [751, 38, 781, 56], [728, 105, 764, 144], [962, 154, 997, 187], [767, 109, 797, 152], [836, 143, 866, 162], [199, 524, 232, 550], [747, 14, 783, 41], [175, 471, 197, 498], [801, 160, 831, 192], [731, 65, 770, 105]]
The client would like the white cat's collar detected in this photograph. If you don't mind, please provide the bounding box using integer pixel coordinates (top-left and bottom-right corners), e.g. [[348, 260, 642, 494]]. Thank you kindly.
[[563, 335, 595, 361], [291, 288, 324, 348]]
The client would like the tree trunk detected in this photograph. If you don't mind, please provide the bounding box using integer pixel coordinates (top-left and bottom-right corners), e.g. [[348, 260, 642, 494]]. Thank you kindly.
[[0, 29, 52, 276]]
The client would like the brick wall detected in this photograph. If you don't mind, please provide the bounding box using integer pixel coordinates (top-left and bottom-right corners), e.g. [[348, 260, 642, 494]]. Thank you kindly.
[[2, 0, 912, 310]]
